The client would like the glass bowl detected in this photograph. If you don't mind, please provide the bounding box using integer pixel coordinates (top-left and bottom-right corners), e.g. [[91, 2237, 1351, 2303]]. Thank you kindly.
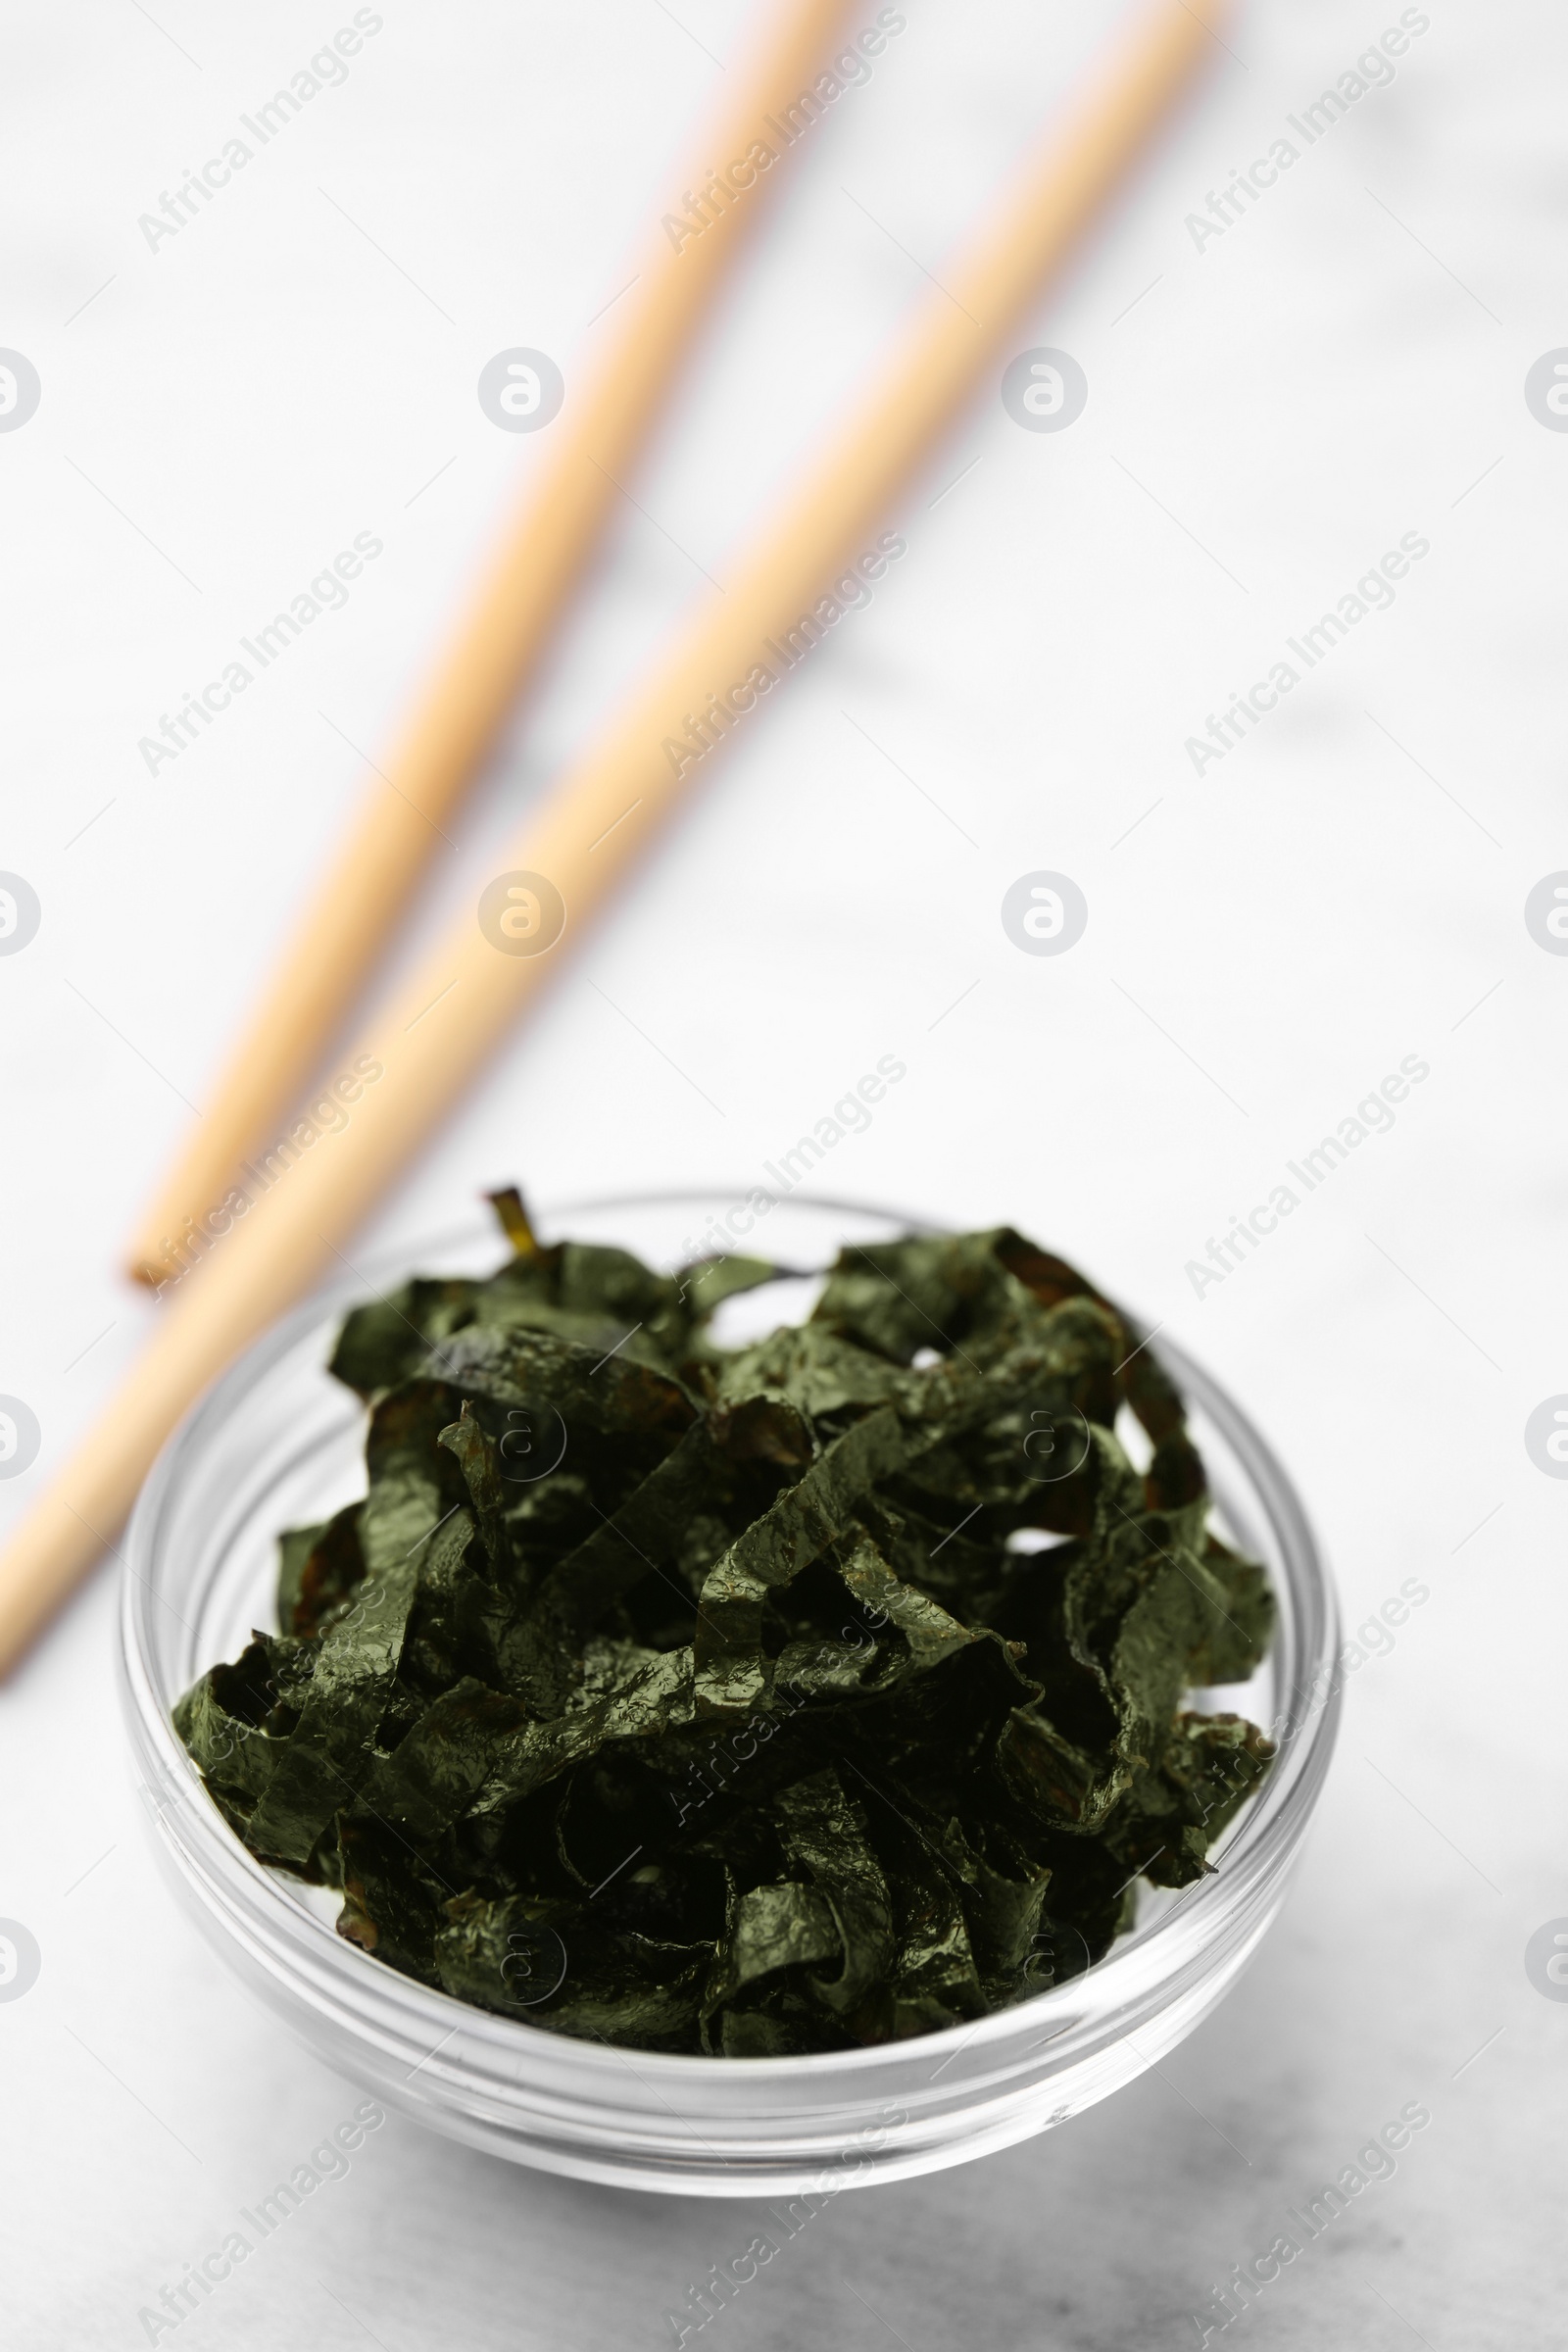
[[119, 1192, 1339, 2196]]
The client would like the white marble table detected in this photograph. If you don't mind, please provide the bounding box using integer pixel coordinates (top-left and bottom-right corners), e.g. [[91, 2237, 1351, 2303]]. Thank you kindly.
[[2, 2, 1560, 2344]]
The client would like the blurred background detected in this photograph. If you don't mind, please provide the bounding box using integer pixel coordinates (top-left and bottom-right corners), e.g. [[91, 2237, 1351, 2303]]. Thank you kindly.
[[1, 1, 1561, 2344]]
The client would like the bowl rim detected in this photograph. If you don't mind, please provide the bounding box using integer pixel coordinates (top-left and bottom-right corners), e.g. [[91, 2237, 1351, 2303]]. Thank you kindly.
[[119, 1187, 1342, 2083]]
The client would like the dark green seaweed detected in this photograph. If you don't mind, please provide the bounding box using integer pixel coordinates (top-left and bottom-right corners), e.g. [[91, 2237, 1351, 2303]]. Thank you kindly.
[[173, 1196, 1275, 2054]]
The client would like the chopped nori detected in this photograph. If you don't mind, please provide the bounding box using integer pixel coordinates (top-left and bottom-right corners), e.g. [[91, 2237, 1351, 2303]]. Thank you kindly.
[[174, 1199, 1276, 2054]]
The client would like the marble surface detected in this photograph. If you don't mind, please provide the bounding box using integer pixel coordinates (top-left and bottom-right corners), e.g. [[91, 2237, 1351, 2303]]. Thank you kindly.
[[2, 1, 1563, 2344]]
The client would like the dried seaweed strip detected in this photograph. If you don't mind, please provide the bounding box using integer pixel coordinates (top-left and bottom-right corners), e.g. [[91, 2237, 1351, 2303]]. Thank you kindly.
[[887, 1854, 987, 2036], [416, 1325, 696, 1446], [772, 1768, 893, 2019], [467, 1644, 696, 1826], [173, 1652, 286, 1833], [705, 1882, 842, 2016], [352, 1677, 527, 1846], [276, 1503, 367, 1642], [244, 1512, 462, 1865], [693, 1408, 905, 1713], [536, 1418, 716, 1640], [437, 1405, 509, 1572], [1102, 1712, 1276, 1887]]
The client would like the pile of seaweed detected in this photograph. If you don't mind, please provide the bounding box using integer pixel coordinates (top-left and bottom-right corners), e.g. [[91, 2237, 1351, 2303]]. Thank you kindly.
[[176, 1196, 1274, 2055]]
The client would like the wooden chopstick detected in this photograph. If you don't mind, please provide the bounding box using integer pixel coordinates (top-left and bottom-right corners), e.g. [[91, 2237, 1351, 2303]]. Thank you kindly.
[[126, 0, 861, 1287], [1, 0, 1231, 1676]]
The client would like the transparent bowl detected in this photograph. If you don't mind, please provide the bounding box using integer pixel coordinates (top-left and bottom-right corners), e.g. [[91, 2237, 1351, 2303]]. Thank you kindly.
[[119, 1192, 1340, 2196]]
